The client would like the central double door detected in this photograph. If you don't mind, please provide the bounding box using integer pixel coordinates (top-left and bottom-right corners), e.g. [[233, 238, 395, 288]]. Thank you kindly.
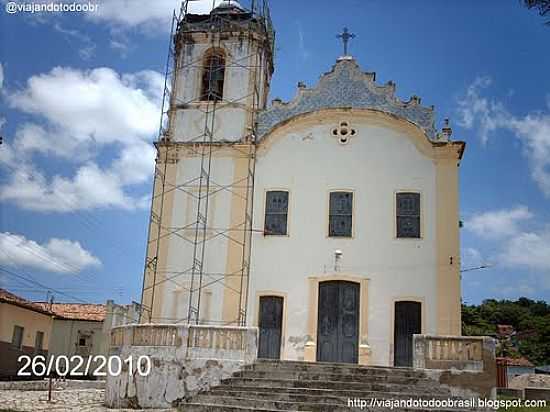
[[257, 281, 360, 363], [316, 281, 360, 364]]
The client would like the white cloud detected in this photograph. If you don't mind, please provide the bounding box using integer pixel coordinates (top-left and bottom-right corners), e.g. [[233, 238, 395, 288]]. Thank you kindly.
[[111, 142, 157, 185], [87, 0, 224, 29], [8, 67, 162, 146], [461, 247, 485, 268], [0, 232, 101, 274], [109, 29, 132, 56], [466, 206, 550, 275], [0, 63, 6, 142], [508, 113, 550, 198], [1, 66, 161, 212], [0, 142, 155, 212], [456, 76, 505, 143], [296, 22, 310, 61], [53, 22, 96, 61], [88, 0, 179, 27], [465, 206, 533, 239], [13, 123, 90, 160], [457, 76, 550, 197], [0, 141, 17, 169], [500, 230, 550, 271]]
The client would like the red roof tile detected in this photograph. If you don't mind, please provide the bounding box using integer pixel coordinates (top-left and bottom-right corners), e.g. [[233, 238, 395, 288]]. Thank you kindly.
[[33, 302, 106, 322], [0, 288, 54, 316], [501, 356, 535, 367], [496, 324, 515, 336]]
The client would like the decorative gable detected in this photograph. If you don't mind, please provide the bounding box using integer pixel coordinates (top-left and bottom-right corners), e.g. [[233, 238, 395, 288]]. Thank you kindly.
[[257, 57, 437, 140]]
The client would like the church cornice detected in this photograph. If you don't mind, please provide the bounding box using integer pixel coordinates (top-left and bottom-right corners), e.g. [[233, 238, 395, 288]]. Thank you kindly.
[[254, 108, 465, 162], [257, 57, 438, 141]]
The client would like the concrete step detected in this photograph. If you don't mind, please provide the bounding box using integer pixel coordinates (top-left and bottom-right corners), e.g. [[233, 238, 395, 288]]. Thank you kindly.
[[219, 377, 450, 395], [190, 395, 334, 411], [183, 403, 302, 412], [249, 359, 427, 379], [233, 369, 433, 385], [208, 387, 462, 403], [185, 395, 485, 412], [183, 359, 489, 412]]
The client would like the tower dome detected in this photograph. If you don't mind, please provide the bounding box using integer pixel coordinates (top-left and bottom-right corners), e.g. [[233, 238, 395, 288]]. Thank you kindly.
[[211, 0, 245, 14]]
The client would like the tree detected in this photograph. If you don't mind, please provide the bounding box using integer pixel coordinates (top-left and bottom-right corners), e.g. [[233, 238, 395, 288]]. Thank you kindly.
[[462, 297, 550, 366], [522, 0, 550, 25]]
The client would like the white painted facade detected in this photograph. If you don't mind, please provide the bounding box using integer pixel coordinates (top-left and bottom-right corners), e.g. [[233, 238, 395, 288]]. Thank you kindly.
[[250, 112, 438, 366], [143, 5, 464, 367]]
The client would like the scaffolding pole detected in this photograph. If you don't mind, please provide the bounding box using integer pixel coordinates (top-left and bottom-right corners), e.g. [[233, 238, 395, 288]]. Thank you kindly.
[[140, 0, 274, 327]]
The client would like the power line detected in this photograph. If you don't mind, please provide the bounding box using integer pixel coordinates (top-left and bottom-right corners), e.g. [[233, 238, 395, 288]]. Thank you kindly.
[[0, 146, 148, 284], [0, 235, 97, 284], [0, 267, 142, 324], [460, 264, 493, 273], [0, 266, 88, 303]]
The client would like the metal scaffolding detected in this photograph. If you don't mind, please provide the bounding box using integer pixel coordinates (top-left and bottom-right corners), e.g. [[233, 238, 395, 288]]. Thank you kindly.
[[140, 0, 274, 326]]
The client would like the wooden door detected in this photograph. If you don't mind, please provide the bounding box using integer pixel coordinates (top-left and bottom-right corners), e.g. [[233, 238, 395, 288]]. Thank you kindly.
[[394, 301, 422, 367], [258, 296, 283, 359], [317, 281, 359, 363]]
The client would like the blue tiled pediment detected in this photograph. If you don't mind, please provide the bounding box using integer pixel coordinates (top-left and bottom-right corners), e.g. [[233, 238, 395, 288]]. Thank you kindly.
[[257, 58, 437, 140]]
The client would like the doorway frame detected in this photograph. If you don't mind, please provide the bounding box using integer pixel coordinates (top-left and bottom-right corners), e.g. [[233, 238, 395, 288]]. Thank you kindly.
[[305, 274, 369, 365], [390, 296, 426, 366], [254, 290, 288, 360]]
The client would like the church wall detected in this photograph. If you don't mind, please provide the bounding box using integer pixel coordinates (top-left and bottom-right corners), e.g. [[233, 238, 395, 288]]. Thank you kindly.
[[172, 109, 248, 142], [158, 154, 236, 324], [435, 158, 462, 335], [249, 112, 441, 366], [142, 152, 177, 322]]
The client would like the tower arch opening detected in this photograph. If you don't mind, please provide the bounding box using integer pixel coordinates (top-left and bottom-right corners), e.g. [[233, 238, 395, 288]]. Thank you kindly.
[[201, 49, 226, 102]]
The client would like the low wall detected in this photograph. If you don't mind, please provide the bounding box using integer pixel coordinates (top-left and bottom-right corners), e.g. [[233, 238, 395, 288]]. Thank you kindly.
[[104, 324, 257, 409], [497, 387, 523, 399], [525, 387, 550, 402], [0, 341, 48, 380], [414, 334, 497, 399], [0, 379, 105, 391]]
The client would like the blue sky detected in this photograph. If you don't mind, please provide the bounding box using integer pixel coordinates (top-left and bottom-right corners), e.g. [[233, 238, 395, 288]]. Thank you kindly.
[[0, 0, 549, 306]]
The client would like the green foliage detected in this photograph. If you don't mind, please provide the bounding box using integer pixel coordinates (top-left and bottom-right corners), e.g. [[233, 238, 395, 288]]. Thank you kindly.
[[462, 298, 550, 365], [522, 0, 550, 25]]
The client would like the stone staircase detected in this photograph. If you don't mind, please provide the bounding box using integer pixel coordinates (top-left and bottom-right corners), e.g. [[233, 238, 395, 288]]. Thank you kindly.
[[182, 359, 488, 411]]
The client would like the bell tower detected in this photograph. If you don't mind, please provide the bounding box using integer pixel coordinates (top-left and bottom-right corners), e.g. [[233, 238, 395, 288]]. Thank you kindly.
[[140, 0, 275, 326], [168, 0, 274, 142]]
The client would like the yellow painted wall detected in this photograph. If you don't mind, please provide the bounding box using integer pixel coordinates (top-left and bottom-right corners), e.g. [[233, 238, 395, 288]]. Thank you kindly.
[[48, 319, 104, 356], [0, 303, 53, 350], [435, 156, 462, 335]]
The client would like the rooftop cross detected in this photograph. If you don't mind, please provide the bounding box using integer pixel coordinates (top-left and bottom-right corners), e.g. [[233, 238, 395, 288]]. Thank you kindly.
[[336, 27, 355, 56]]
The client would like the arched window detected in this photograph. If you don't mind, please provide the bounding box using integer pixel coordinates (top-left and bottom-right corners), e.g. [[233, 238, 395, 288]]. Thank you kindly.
[[201, 51, 225, 101]]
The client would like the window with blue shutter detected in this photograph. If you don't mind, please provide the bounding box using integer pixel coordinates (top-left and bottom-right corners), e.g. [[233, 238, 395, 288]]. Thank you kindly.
[[264, 191, 289, 235], [329, 192, 353, 237], [396, 192, 421, 238]]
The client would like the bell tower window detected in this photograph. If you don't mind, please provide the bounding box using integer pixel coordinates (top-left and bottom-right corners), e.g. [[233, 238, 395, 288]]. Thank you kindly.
[[201, 51, 225, 101]]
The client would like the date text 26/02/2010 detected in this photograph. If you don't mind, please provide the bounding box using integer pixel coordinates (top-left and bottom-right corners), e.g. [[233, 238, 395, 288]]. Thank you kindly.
[[17, 355, 151, 377]]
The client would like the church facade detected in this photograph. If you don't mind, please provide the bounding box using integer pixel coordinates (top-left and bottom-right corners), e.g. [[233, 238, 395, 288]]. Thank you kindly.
[[140, 1, 465, 368]]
